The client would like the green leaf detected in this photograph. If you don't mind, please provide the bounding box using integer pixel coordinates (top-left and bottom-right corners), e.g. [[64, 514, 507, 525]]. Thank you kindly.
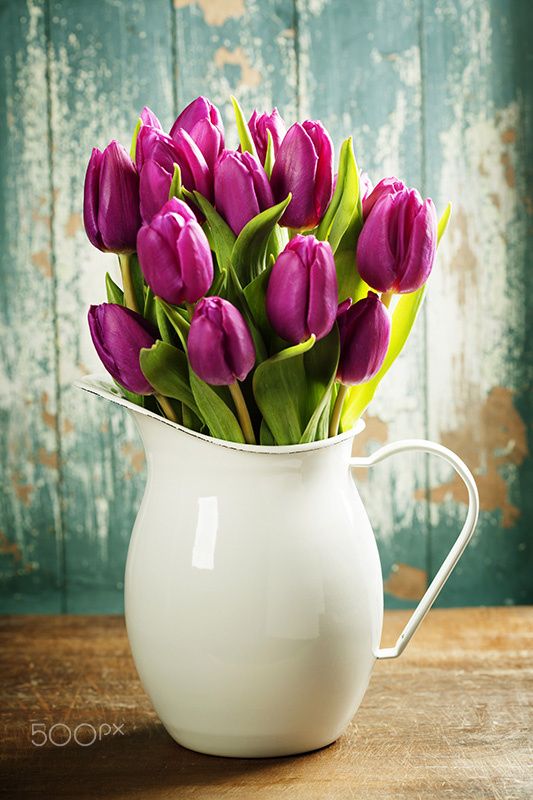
[[154, 295, 174, 343], [105, 273, 124, 305], [334, 203, 366, 303], [263, 129, 275, 177], [156, 298, 190, 350], [168, 163, 183, 200], [243, 260, 274, 342], [259, 419, 276, 446], [193, 191, 236, 272], [252, 335, 316, 445], [143, 286, 158, 328], [340, 203, 452, 430], [207, 268, 227, 297], [231, 95, 258, 157], [232, 194, 291, 285], [130, 118, 141, 161], [139, 340, 198, 414], [189, 370, 245, 443], [299, 326, 340, 443], [437, 201, 452, 245], [129, 253, 146, 313], [316, 137, 361, 253]]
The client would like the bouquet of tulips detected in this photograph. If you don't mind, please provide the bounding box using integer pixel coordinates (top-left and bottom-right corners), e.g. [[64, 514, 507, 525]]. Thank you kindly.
[[84, 96, 450, 445]]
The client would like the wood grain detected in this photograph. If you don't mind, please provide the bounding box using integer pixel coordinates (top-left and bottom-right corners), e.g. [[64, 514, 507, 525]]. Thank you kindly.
[[1, 608, 532, 799]]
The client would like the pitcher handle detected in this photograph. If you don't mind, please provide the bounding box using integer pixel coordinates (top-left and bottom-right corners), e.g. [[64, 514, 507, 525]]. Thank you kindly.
[[350, 438, 479, 659]]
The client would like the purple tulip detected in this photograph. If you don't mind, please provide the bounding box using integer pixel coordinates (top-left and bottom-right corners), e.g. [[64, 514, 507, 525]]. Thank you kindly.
[[140, 105, 162, 129], [357, 187, 437, 294], [336, 293, 391, 385], [270, 120, 334, 230], [137, 197, 213, 306], [362, 176, 406, 218], [170, 96, 224, 172], [188, 297, 255, 386], [88, 303, 156, 395], [266, 234, 338, 344], [136, 126, 212, 223], [359, 171, 373, 204], [214, 150, 274, 235], [83, 141, 141, 253], [248, 108, 286, 164]]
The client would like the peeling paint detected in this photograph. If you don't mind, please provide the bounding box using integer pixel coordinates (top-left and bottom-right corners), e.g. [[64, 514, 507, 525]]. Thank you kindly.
[[64, 212, 82, 238], [420, 387, 527, 528], [174, 0, 244, 26], [38, 448, 59, 470], [384, 563, 427, 601], [31, 249, 52, 277], [213, 46, 261, 89]]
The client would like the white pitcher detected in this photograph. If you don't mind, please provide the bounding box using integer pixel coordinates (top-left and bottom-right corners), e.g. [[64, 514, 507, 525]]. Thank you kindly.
[[78, 375, 479, 758]]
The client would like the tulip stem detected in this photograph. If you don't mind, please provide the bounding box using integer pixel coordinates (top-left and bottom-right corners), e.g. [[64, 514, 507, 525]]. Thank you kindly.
[[119, 253, 140, 314], [229, 382, 256, 445], [329, 383, 349, 438], [381, 291, 393, 309], [155, 393, 179, 423]]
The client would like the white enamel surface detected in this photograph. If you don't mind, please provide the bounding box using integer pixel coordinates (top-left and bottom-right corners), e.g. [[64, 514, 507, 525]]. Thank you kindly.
[[76, 375, 479, 758]]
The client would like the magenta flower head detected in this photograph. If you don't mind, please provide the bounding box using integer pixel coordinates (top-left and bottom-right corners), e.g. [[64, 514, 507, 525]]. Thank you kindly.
[[266, 234, 338, 344], [336, 293, 391, 385], [137, 197, 213, 306], [362, 176, 406, 218], [136, 126, 212, 223], [139, 105, 162, 129], [248, 108, 286, 164], [88, 303, 156, 395], [271, 120, 334, 230], [170, 96, 224, 171], [214, 150, 274, 235], [188, 297, 256, 386], [83, 141, 141, 253], [357, 186, 438, 294]]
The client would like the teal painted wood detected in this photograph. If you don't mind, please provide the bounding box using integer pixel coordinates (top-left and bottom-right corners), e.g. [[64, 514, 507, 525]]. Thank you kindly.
[[0, 0, 531, 613], [0, 0, 63, 613], [296, 0, 430, 609], [421, 0, 533, 605], [47, 0, 175, 612]]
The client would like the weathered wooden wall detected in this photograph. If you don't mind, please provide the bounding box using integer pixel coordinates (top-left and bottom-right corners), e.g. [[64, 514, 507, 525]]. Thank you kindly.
[[0, 0, 531, 613]]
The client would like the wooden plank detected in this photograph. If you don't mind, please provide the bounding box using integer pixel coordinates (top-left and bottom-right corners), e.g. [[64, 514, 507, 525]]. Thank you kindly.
[[421, 0, 533, 604], [296, 0, 430, 608], [47, 0, 175, 612], [1, 608, 532, 798], [0, 0, 62, 613], [173, 0, 298, 151]]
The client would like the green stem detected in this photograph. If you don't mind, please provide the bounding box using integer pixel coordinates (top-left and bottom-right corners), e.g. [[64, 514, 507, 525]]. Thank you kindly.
[[119, 253, 140, 313], [381, 290, 393, 309], [229, 382, 256, 445], [185, 302, 196, 320], [329, 383, 349, 438], [155, 393, 179, 423]]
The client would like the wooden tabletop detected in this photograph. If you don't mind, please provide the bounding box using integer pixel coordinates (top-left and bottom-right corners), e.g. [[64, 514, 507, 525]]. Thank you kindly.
[[1, 608, 531, 799]]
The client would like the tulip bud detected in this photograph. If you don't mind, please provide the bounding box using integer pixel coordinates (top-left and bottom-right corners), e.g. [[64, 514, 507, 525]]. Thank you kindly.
[[357, 187, 437, 294], [362, 176, 405, 218], [271, 120, 333, 230], [140, 106, 162, 129], [266, 234, 338, 344], [88, 303, 157, 395], [248, 108, 286, 164], [170, 96, 224, 172], [336, 293, 391, 385], [83, 141, 141, 253], [188, 296, 255, 386], [137, 197, 213, 306], [136, 126, 212, 223], [214, 150, 274, 235]]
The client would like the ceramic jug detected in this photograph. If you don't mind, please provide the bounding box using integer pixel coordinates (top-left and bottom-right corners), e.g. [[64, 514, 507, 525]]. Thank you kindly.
[[78, 375, 479, 758]]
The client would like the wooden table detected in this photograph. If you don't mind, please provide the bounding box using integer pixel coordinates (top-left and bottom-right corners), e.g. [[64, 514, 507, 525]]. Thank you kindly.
[[1, 608, 531, 799]]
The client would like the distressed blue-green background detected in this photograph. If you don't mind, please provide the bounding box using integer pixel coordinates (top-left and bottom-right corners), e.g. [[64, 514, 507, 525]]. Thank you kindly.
[[0, 0, 531, 613]]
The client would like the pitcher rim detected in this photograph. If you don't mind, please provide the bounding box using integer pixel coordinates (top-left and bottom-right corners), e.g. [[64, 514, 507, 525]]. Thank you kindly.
[[75, 373, 365, 455]]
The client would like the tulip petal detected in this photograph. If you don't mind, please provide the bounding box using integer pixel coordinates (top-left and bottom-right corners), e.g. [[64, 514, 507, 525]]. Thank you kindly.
[[83, 148, 105, 250], [97, 141, 141, 253], [271, 123, 318, 229], [266, 248, 310, 344], [356, 194, 398, 292], [395, 198, 437, 293], [139, 160, 172, 224], [308, 242, 338, 339], [215, 151, 261, 235], [176, 221, 214, 303]]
